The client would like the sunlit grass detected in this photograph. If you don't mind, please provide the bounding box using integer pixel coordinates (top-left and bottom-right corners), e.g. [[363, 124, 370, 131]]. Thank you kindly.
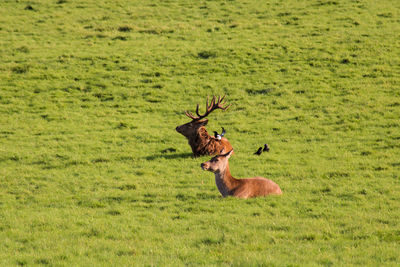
[[0, 0, 399, 265]]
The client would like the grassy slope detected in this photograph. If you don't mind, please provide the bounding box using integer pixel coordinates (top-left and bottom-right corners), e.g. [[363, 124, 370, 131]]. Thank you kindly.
[[0, 0, 399, 265]]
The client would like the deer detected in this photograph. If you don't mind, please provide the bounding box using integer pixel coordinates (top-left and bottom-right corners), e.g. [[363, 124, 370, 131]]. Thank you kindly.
[[200, 149, 282, 198], [176, 95, 233, 157]]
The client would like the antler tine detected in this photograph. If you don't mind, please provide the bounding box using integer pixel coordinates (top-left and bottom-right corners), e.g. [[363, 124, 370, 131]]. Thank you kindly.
[[208, 96, 216, 112], [216, 94, 231, 110], [195, 103, 200, 117], [204, 96, 211, 114], [185, 110, 197, 120], [223, 103, 232, 110]]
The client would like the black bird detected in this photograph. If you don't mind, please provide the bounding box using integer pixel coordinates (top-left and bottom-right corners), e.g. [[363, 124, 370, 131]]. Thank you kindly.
[[254, 147, 263, 155], [214, 127, 226, 140], [263, 144, 270, 152]]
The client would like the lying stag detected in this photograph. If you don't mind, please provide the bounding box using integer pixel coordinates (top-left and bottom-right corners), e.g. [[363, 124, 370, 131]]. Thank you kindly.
[[201, 150, 282, 198], [176, 96, 233, 157]]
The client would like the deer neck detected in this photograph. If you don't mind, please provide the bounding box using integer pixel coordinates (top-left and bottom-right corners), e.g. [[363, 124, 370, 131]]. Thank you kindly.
[[197, 126, 211, 140], [214, 164, 240, 197], [189, 127, 213, 154]]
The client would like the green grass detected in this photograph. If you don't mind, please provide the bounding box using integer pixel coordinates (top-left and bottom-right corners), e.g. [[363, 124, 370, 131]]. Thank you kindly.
[[1, 0, 399, 265]]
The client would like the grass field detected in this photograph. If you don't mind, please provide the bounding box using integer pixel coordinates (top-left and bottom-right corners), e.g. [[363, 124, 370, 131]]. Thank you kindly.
[[1, 0, 399, 265]]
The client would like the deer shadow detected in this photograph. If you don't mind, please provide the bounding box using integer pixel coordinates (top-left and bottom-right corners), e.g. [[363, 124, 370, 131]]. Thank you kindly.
[[145, 152, 193, 161]]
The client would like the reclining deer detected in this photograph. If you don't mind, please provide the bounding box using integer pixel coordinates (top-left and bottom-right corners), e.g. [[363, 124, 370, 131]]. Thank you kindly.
[[176, 96, 233, 157], [201, 150, 282, 198]]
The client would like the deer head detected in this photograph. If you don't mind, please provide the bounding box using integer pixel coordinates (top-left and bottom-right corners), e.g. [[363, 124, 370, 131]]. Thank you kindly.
[[201, 149, 233, 173], [175, 95, 231, 139]]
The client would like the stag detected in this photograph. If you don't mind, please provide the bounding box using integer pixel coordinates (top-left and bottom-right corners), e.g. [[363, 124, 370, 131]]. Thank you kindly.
[[201, 149, 282, 198], [176, 96, 233, 157]]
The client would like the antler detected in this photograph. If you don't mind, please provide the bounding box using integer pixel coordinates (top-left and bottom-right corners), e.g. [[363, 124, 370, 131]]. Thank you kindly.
[[185, 95, 231, 121]]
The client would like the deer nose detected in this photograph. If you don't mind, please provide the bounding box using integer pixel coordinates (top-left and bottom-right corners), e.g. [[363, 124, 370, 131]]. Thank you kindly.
[[201, 163, 206, 170]]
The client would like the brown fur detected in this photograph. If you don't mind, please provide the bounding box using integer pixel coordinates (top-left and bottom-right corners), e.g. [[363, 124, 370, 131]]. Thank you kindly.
[[176, 119, 233, 157], [201, 150, 282, 198]]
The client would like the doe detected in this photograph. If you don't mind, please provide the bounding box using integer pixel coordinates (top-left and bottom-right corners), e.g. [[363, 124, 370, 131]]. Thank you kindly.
[[201, 150, 282, 198]]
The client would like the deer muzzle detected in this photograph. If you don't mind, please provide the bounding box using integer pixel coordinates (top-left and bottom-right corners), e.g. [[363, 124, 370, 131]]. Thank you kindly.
[[201, 162, 209, 171]]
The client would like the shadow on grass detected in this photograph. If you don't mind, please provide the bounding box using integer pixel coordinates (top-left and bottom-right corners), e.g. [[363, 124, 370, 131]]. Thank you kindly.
[[145, 152, 193, 161]]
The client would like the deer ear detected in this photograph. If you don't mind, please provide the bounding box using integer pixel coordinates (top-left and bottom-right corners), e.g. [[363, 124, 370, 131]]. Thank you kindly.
[[201, 119, 209, 126], [223, 149, 233, 159]]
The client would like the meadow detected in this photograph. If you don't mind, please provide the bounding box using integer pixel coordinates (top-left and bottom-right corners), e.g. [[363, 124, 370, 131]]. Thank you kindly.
[[0, 0, 399, 265]]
